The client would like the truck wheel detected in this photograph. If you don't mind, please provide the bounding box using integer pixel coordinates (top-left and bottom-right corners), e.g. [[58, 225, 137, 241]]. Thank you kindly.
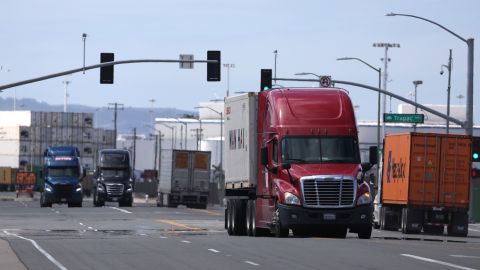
[[232, 200, 247, 236], [227, 200, 234, 235], [40, 192, 51, 208], [273, 203, 289, 238], [357, 225, 372, 239], [246, 200, 253, 236], [447, 212, 468, 237], [157, 193, 164, 207]]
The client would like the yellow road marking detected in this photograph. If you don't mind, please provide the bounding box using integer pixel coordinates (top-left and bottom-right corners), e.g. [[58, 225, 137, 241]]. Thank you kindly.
[[157, 219, 202, 231], [189, 209, 222, 216]]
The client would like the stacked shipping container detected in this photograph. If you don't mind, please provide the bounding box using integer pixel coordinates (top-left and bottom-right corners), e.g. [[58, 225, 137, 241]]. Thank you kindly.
[[0, 111, 115, 170]]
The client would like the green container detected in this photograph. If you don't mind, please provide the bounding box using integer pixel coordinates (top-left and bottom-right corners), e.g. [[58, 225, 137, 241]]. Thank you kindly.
[[31, 166, 44, 191]]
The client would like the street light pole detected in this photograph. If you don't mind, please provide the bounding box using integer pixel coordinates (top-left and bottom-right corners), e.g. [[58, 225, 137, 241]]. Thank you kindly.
[[441, 49, 453, 134], [387, 12, 474, 136], [159, 123, 175, 150], [82, 33, 87, 74], [412, 80, 423, 132]]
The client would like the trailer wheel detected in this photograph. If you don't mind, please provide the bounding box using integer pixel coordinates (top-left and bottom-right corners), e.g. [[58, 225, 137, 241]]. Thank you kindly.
[[246, 200, 253, 236], [226, 200, 233, 235], [232, 200, 247, 236], [447, 212, 468, 237]]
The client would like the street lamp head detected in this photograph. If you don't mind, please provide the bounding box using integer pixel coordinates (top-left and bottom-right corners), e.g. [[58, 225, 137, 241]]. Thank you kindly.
[[385, 12, 397, 16], [294, 72, 309, 76], [413, 80, 423, 86], [336, 57, 354, 61]]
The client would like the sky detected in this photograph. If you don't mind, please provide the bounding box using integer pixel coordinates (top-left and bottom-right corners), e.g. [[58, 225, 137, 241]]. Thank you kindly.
[[0, 0, 479, 124]]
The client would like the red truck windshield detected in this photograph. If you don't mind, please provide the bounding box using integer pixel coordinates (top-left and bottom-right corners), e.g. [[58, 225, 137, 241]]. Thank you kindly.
[[281, 137, 360, 164]]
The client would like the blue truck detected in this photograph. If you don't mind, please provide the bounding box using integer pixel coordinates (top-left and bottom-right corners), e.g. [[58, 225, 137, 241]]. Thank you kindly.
[[93, 149, 134, 207], [40, 146, 85, 207]]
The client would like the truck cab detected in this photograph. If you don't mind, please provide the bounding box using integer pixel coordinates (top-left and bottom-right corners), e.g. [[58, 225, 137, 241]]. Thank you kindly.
[[93, 149, 133, 207], [40, 146, 85, 207]]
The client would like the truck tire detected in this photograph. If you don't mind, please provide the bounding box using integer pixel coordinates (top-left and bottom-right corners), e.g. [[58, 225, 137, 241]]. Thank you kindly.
[[93, 190, 104, 207], [157, 193, 164, 207], [273, 203, 289, 238], [357, 225, 372, 239], [232, 200, 247, 236], [246, 200, 253, 236], [227, 200, 234, 235], [447, 212, 468, 237], [40, 192, 52, 208]]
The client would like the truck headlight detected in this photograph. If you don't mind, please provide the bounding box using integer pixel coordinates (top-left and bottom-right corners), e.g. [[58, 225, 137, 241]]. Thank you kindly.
[[76, 183, 82, 193], [357, 192, 371, 205], [44, 183, 53, 193], [285, 192, 301, 206], [126, 184, 133, 192]]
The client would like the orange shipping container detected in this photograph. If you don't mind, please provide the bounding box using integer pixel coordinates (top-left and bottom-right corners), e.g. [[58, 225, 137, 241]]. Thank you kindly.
[[382, 133, 471, 209]]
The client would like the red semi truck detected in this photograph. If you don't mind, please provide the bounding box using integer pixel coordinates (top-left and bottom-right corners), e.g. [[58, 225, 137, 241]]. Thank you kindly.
[[224, 88, 373, 238]]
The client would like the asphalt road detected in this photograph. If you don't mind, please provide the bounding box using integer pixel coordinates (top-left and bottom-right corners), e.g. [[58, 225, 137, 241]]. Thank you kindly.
[[1, 197, 480, 270]]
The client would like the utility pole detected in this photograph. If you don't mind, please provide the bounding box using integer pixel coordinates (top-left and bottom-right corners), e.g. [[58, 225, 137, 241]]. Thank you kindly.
[[82, 33, 87, 74], [223, 64, 235, 97], [132, 128, 137, 175], [373, 42, 400, 137], [441, 49, 453, 134], [274, 50, 278, 84], [62, 80, 71, 112], [108, 102, 124, 149]]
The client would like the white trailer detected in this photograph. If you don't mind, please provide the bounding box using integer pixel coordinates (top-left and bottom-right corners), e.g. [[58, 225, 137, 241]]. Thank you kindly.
[[157, 149, 211, 209]]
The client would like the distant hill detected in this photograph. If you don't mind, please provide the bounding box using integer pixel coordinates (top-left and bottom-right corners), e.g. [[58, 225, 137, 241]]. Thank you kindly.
[[0, 97, 195, 135]]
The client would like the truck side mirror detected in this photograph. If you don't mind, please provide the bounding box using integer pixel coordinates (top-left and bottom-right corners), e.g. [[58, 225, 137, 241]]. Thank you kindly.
[[261, 147, 268, 166], [361, 162, 372, 173], [369, 146, 378, 165]]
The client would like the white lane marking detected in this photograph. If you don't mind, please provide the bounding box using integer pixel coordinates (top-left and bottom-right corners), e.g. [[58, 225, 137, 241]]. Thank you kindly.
[[55, 211, 60, 214], [3, 230, 68, 270], [159, 236, 168, 239], [140, 233, 147, 236], [109, 207, 132, 214], [451, 255, 480, 259], [468, 228, 480, 232], [87, 227, 93, 230], [401, 254, 477, 270], [208, 249, 220, 253], [181, 240, 191, 244], [94, 229, 98, 232], [79, 223, 84, 226], [245, 261, 259, 266]]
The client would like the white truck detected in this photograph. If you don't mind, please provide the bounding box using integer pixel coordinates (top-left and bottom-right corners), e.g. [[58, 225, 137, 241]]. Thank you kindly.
[[157, 149, 211, 209]]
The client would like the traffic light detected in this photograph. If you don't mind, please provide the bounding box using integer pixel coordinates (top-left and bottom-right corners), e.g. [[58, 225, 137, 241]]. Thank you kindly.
[[473, 136, 480, 162], [207, 51, 221, 81], [472, 168, 480, 178], [260, 69, 272, 91], [100, 53, 114, 84]]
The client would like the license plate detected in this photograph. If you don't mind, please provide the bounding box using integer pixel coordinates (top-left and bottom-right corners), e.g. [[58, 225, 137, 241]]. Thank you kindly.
[[324, 213, 336, 220], [112, 198, 118, 202], [60, 198, 67, 202]]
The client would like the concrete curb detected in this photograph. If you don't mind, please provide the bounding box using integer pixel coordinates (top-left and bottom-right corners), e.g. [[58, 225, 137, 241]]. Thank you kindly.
[[0, 239, 27, 270]]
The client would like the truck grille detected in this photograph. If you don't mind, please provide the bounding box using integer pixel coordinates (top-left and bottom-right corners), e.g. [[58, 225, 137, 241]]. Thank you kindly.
[[106, 184, 124, 196], [301, 176, 356, 208], [55, 184, 73, 198]]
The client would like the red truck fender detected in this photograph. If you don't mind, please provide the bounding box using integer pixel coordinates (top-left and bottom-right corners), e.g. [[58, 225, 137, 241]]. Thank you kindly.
[[272, 178, 300, 204]]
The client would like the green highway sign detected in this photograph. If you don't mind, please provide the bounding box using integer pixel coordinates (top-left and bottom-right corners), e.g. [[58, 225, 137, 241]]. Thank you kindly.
[[383, 113, 424, 123]]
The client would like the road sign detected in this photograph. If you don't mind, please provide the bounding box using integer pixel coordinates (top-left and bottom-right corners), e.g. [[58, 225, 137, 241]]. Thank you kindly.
[[320, 76, 332, 87], [179, 54, 194, 69], [383, 113, 424, 123]]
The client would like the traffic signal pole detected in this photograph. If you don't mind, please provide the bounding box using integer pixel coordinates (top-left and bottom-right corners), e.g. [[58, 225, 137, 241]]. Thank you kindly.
[[0, 58, 219, 92]]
